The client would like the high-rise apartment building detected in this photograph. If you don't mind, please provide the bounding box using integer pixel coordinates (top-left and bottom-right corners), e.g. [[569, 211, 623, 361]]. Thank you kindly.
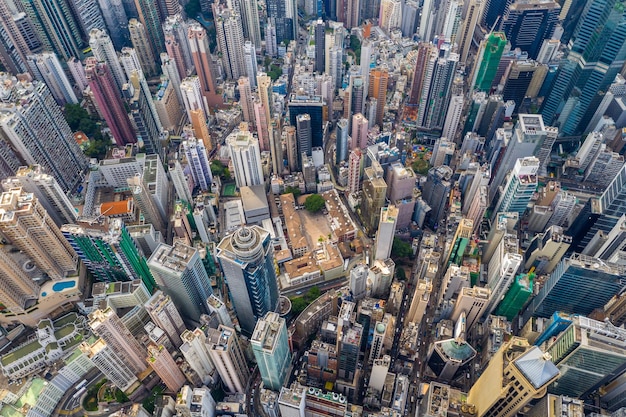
[[183, 135, 213, 191], [89, 28, 127, 92], [187, 23, 221, 108], [368, 68, 389, 127], [422, 165, 453, 230], [163, 14, 193, 80], [227, 129, 264, 188], [0, 188, 77, 280], [180, 328, 216, 385], [467, 337, 560, 417], [501, 0, 560, 60], [85, 57, 137, 146], [251, 312, 292, 391], [27, 53, 77, 105], [88, 307, 148, 375], [361, 163, 388, 233], [351, 113, 368, 150], [493, 156, 539, 217], [80, 339, 138, 391], [133, 0, 165, 61], [0, 1, 30, 74], [374, 205, 398, 261], [216, 226, 279, 335], [147, 344, 185, 392], [541, 0, 626, 135], [97, 0, 130, 49], [347, 149, 362, 195], [0, 77, 88, 193], [214, 5, 246, 81], [0, 247, 40, 315], [378, 0, 401, 33], [457, 0, 484, 63], [147, 242, 213, 320], [145, 291, 186, 348], [207, 325, 250, 393], [128, 19, 157, 77]]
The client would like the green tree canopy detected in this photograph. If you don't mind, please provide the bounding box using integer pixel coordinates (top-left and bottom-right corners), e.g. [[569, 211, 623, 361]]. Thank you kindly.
[[396, 267, 406, 281], [283, 186, 302, 198], [304, 194, 325, 213], [392, 237, 413, 259]]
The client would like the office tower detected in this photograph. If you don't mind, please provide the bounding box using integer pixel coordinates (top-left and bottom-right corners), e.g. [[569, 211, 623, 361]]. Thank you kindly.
[[493, 157, 539, 217], [350, 264, 368, 300], [490, 115, 556, 200], [70, 0, 105, 37], [89, 28, 127, 92], [0, 1, 30, 74], [80, 340, 138, 391], [227, 129, 264, 188], [145, 291, 185, 348], [451, 287, 491, 331], [427, 314, 477, 381], [374, 205, 398, 261], [484, 234, 522, 317], [207, 294, 233, 328], [379, 0, 401, 32], [284, 126, 298, 172], [419, 0, 435, 41], [96, 0, 129, 49], [481, 0, 512, 28], [183, 136, 213, 191], [470, 32, 507, 92], [21, 0, 83, 61], [163, 15, 193, 80], [236, 0, 261, 50], [133, 0, 164, 59], [401, 0, 418, 37], [483, 212, 519, 264], [89, 307, 148, 374], [180, 328, 216, 385], [0, 187, 76, 280], [547, 316, 626, 398], [543, 0, 626, 135], [214, 6, 246, 81], [422, 165, 453, 230], [442, 92, 464, 142], [351, 113, 368, 150], [495, 272, 534, 320], [0, 77, 88, 193], [468, 337, 559, 417], [368, 68, 388, 127], [501, 0, 559, 60], [242, 42, 258, 87], [313, 19, 325, 73], [458, 0, 484, 63], [62, 218, 156, 290], [361, 163, 388, 232], [147, 344, 185, 392], [187, 23, 221, 108], [347, 149, 362, 195], [444, 219, 473, 268], [336, 118, 349, 164], [407, 274, 434, 324], [296, 114, 312, 168], [523, 254, 625, 322], [328, 46, 343, 90], [524, 226, 571, 275], [207, 325, 250, 392], [128, 19, 157, 77], [85, 57, 136, 146], [267, 0, 293, 44], [416, 44, 459, 130], [148, 242, 213, 320], [26, 53, 77, 105], [288, 94, 325, 148], [0, 247, 39, 315], [345, 0, 361, 28], [442, 0, 463, 43], [337, 322, 363, 382], [347, 73, 365, 117], [216, 225, 279, 336], [251, 312, 292, 391], [501, 60, 548, 110], [385, 163, 417, 228]]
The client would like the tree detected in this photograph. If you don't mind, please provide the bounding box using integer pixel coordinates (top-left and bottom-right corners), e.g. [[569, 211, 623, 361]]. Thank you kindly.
[[412, 158, 430, 175], [210, 160, 224, 177], [396, 267, 406, 281], [392, 237, 413, 259], [304, 194, 325, 213], [64, 103, 89, 131], [290, 297, 308, 314], [283, 186, 301, 198], [307, 286, 321, 301]]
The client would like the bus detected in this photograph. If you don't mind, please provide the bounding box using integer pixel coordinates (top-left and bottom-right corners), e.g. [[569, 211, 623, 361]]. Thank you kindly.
[[75, 379, 87, 390], [72, 387, 86, 399]]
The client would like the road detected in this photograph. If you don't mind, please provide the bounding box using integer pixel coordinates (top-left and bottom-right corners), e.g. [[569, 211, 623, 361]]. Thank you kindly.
[[56, 369, 102, 417]]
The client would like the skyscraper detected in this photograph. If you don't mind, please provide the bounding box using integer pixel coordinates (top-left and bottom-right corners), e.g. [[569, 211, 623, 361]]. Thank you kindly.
[[492, 156, 539, 217], [163, 14, 193, 80], [251, 312, 292, 391], [495, 272, 534, 320], [374, 205, 398, 261], [0, 76, 88, 193], [237, 0, 262, 50], [314, 19, 325, 73], [70, 0, 106, 39], [187, 23, 221, 108], [216, 226, 279, 335], [97, 0, 130, 49], [501, 0, 560, 60], [80, 340, 138, 391], [0, 188, 77, 280], [207, 325, 251, 393], [133, 0, 165, 61], [227, 129, 264, 188], [89, 28, 127, 92], [347, 149, 362, 195], [336, 118, 349, 164], [467, 337, 560, 417], [214, 5, 246, 81], [368, 68, 389, 127], [288, 94, 326, 148], [183, 135, 213, 191], [378, 0, 401, 32], [422, 165, 453, 229], [351, 113, 368, 149], [0, 247, 40, 315], [361, 163, 388, 232], [470, 32, 507, 92], [85, 57, 137, 146], [457, 0, 484, 63], [61, 218, 156, 291], [0, 1, 30, 73], [267, 0, 294, 43], [88, 307, 148, 375], [128, 19, 157, 77], [296, 114, 312, 169], [147, 344, 186, 392], [145, 291, 186, 348], [180, 328, 216, 385], [21, 0, 83, 61], [148, 242, 213, 320], [27, 52, 78, 106], [541, 0, 626, 135]]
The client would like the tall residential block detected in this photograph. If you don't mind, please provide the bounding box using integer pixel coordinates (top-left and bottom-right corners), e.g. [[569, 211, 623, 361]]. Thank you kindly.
[[227, 128, 264, 188], [145, 290, 186, 348], [89, 28, 126, 92], [216, 226, 279, 335], [26, 52, 78, 105], [147, 344, 186, 392], [207, 325, 250, 393], [0, 188, 77, 280], [251, 312, 292, 391], [0, 247, 40, 315], [187, 23, 221, 107], [368, 68, 388, 127], [374, 205, 398, 261], [493, 157, 539, 217]]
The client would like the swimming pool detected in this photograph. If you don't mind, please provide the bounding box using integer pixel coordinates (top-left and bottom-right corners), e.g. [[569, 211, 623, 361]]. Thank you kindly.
[[52, 280, 75, 292]]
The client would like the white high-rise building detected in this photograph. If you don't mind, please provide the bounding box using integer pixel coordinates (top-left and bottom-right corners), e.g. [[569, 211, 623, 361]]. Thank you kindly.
[[207, 325, 251, 393], [207, 294, 233, 327], [238, 77, 255, 124], [180, 76, 206, 121], [350, 264, 369, 300], [484, 234, 523, 317], [182, 135, 213, 191], [161, 53, 184, 111], [80, 340, 138, 391], [227, 129, 264, 188], [374, 205, 398, 261], [27, 53, 78, 105], [214, 6, 246, 80], [442, 94, 464, 141], [145, 290, 186, 348], [379, 0, 402, 33], [243, 41, 258, 88], [180, 328, 216, 385], [493, 156, 539, 218], [89, 28, 126, 92]]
